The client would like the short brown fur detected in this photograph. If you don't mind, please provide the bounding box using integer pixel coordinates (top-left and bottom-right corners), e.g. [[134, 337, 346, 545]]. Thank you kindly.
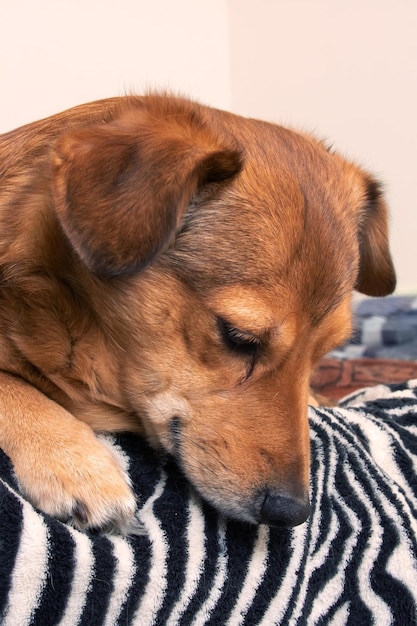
[[0, 94, 395, 530]]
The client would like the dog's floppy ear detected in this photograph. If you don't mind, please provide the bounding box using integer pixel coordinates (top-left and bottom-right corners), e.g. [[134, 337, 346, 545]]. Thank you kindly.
[[53, 107, 242, 277], [355, 179, 396, 296]]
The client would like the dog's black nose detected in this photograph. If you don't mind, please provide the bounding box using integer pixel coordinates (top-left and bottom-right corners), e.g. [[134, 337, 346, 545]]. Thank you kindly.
[[260, 492, 310, 528]]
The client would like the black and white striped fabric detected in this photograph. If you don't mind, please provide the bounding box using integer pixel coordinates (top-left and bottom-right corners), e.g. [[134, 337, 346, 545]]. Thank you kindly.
[[1, 381, 416, 625]]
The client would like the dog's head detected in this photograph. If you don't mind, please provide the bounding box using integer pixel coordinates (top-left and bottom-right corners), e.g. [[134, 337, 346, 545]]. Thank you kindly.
[[53, 95, 395, 527]]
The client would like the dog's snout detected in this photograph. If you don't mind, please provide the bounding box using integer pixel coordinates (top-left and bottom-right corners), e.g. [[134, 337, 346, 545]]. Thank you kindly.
[[260, 491, 310, 528]]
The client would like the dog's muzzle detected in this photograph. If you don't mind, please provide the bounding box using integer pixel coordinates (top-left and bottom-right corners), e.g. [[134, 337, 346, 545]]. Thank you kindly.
[[169, 416, 310, 528]]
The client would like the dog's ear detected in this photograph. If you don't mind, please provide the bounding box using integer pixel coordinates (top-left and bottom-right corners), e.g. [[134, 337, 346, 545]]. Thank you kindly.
[[355, 179, 396, 296], [53, 107, 242, 277]]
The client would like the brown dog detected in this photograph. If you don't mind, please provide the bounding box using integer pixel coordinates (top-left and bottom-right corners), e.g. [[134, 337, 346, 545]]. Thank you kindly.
[[0, 94, 395, 532]]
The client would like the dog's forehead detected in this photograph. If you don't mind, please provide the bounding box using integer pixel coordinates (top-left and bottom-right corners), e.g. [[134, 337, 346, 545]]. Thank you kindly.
[[168, 123, 364, 318]]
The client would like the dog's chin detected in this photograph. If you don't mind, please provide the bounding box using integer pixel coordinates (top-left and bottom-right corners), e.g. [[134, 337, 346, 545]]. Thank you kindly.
[[190, 486, 262, 526]]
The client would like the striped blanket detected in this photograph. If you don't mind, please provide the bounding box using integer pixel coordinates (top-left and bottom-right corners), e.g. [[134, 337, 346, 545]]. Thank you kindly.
[[1, 381, 416, 625]]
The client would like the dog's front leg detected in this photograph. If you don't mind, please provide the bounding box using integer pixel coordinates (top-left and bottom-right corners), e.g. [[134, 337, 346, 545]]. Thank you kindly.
[[0, 372, 136, 532]]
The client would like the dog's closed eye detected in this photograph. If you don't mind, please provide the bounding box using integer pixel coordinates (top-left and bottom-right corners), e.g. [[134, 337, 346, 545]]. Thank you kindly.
[[216, 317, 262, 357]]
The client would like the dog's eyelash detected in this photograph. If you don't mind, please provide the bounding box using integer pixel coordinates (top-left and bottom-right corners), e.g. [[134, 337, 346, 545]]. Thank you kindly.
[[217, 318, 262, 356]]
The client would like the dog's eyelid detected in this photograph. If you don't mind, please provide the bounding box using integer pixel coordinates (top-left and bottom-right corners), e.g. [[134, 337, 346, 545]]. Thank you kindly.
[[229, 326, 261, 345], [216, 317, 258, 338], [216, 317, 264, 352]]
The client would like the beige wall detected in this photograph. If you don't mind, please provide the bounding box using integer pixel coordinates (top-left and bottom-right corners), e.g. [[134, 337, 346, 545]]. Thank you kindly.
[[0, 0, 231, 131], [228, 0, 417, 294], [1, 0, 416, 292]]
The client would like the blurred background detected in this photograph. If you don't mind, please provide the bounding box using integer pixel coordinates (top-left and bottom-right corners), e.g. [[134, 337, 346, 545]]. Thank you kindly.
[[1, 0, 416, 293]]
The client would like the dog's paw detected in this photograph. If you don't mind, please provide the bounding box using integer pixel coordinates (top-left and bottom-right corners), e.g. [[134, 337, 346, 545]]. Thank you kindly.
[[13, 422, 137, 533]]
